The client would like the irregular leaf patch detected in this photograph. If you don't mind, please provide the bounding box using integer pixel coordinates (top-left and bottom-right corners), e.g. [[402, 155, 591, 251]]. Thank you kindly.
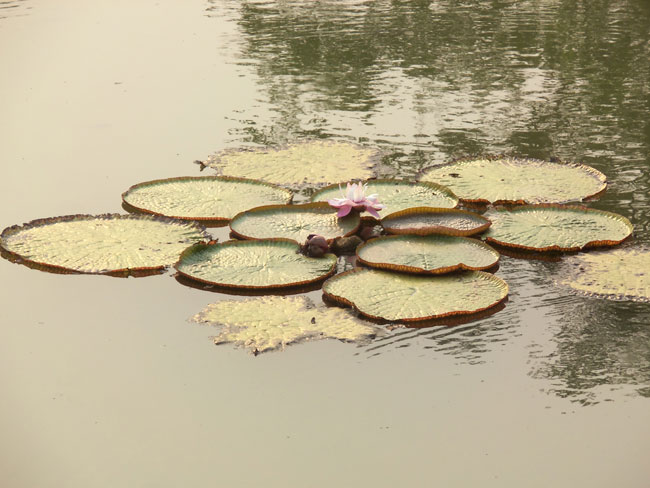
[[230, 202, 360, 242], [0, 214, 209, 275], [192, 295, 382, 354], [311, 179, 458, 214], [485, 205, 633, 252], [381, 207, 491, 236], [323, 268, 508, 322], [357, 235, 499, 274], [122, 176, 292, 222], [175, 239, 336, 289], [204, 140, 380, 188], [557, 247, 650, 302], [419, 157, 607, 204]]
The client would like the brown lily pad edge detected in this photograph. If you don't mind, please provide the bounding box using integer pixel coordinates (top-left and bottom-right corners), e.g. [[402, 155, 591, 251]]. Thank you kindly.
[[121, 175, 293, 224], [418, 154, 608, 205], [321, 268, 509, 323], [485, 204, 633, 253], [381, 207, 491, 237], [229, 202, 361, 242], [356, 235, 500, 275], [174, 238, 337, 290], [0, 214, 211, 277]]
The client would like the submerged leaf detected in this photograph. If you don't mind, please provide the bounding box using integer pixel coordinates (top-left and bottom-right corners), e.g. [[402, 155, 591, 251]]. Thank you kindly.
[[381, 207, 491, 236], [556, 247, 650, 302], [204, 140, 380, 188], [0, 214, 209, 275], [312, 179, 458, 214], [192, 295, 382, 354], [122, 176, 292, 222], [485, 205, 633, 252], [323, 268, 508, 322], [230, 202, 360, 242], [175, 239, 336, 289], [419, 157, 607, 204], [357, 235, 499, 274]]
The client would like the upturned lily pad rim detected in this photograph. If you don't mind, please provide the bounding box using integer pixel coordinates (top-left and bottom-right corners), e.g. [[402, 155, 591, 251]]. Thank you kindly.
[[0, 213, 211, 276], [485, 204, 634, 252], [229, 202, 361, 243], [418, 155, 608, 205], [356, 235, 500, 274], [121, 175, 293, 222], [174, 238, 337, 290], [381, 207, 492, 237], [175, 273, 326, 296], [205, 139, 384, 188], [322, 268, 509, 322], [311, 178, 459, 206]]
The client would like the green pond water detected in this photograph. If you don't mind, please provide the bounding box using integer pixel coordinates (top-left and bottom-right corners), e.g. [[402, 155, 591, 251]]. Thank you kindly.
[[1, 0, 649, 486]]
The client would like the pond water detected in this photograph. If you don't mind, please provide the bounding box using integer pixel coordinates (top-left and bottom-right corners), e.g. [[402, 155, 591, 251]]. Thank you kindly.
[[1, 1, 649, 486]]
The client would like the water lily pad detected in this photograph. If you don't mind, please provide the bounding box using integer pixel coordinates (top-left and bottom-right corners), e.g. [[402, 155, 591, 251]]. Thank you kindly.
[[0, 214, 209, 275], [322, 268, 508, 322], [122, 176, 292, 222], [485, 205, 633, 252], [192, 295, 382, 354], [175, 239, 336, 289], [230, 202, 360, 242], [357, 235, 499, 274], [419, 157, 607, 204], [204, 140, 380, 187], [381, 207, 491, 236], [556, 247, 650, 302], [311, 179, 458, 214]]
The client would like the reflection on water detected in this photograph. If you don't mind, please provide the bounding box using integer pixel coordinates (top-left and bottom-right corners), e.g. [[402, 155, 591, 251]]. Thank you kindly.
[[535, 299, 650, 405], [200, 0, 650, 403], [0, 0, 30, 20], [208, 0, 649, 174]]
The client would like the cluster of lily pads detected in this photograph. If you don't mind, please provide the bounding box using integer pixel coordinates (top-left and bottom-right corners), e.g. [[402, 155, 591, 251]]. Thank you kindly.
[[1, 140, 646, 354]]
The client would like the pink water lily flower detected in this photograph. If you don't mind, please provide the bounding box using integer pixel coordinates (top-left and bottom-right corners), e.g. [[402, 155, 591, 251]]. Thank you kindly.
[[328, 182, 385, 218]]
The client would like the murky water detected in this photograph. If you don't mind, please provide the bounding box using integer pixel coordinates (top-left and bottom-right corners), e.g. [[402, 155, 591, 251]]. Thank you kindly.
[[1, 1, 649, 486]]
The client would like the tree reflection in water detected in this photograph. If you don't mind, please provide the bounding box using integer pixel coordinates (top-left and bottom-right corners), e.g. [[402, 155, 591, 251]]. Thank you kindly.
[[204, 0, 650, 403]]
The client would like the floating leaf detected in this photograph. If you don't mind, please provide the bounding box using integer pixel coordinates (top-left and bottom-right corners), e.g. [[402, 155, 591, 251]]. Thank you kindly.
[[485, 205, 633, 252], [175, 239, 336, 289], [357, 235, 499, 274], [204, 140, 380, 188], [192, 295, 382, 354], [311, 179, 458, 214], [0, 214, 209, 275], [381, 207, 491, 236], [323, 268, 508, 322], [230, 202, 360, 242], [556, 247, 650, 302], [122, 176, 292, 222], [419, 157, 607, 204]]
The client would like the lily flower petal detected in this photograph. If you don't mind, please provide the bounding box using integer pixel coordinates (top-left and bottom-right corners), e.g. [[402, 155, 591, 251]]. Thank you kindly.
[[337, 205, 353, 217]]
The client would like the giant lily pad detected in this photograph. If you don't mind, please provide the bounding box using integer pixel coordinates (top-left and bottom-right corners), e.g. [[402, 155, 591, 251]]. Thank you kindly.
[[357, 235, 499, 274], [230, 202, 360, 242], [311, 179, 458, 214], [122, 176, 292, 222], [556, 247, 650, 302], [381, 207, 491, 236], [0, 214, 209, 275], [175, 239, 336, 289], [192, 295, 382, 354], [419, 157, 607, 204], [204, 140, 380, 187], [322, 268, 508, 322], [485, 205, 633, 252]]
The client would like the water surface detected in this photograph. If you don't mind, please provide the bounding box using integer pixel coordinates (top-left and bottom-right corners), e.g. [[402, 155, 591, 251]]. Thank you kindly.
[[1, 1, 649, 486]]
